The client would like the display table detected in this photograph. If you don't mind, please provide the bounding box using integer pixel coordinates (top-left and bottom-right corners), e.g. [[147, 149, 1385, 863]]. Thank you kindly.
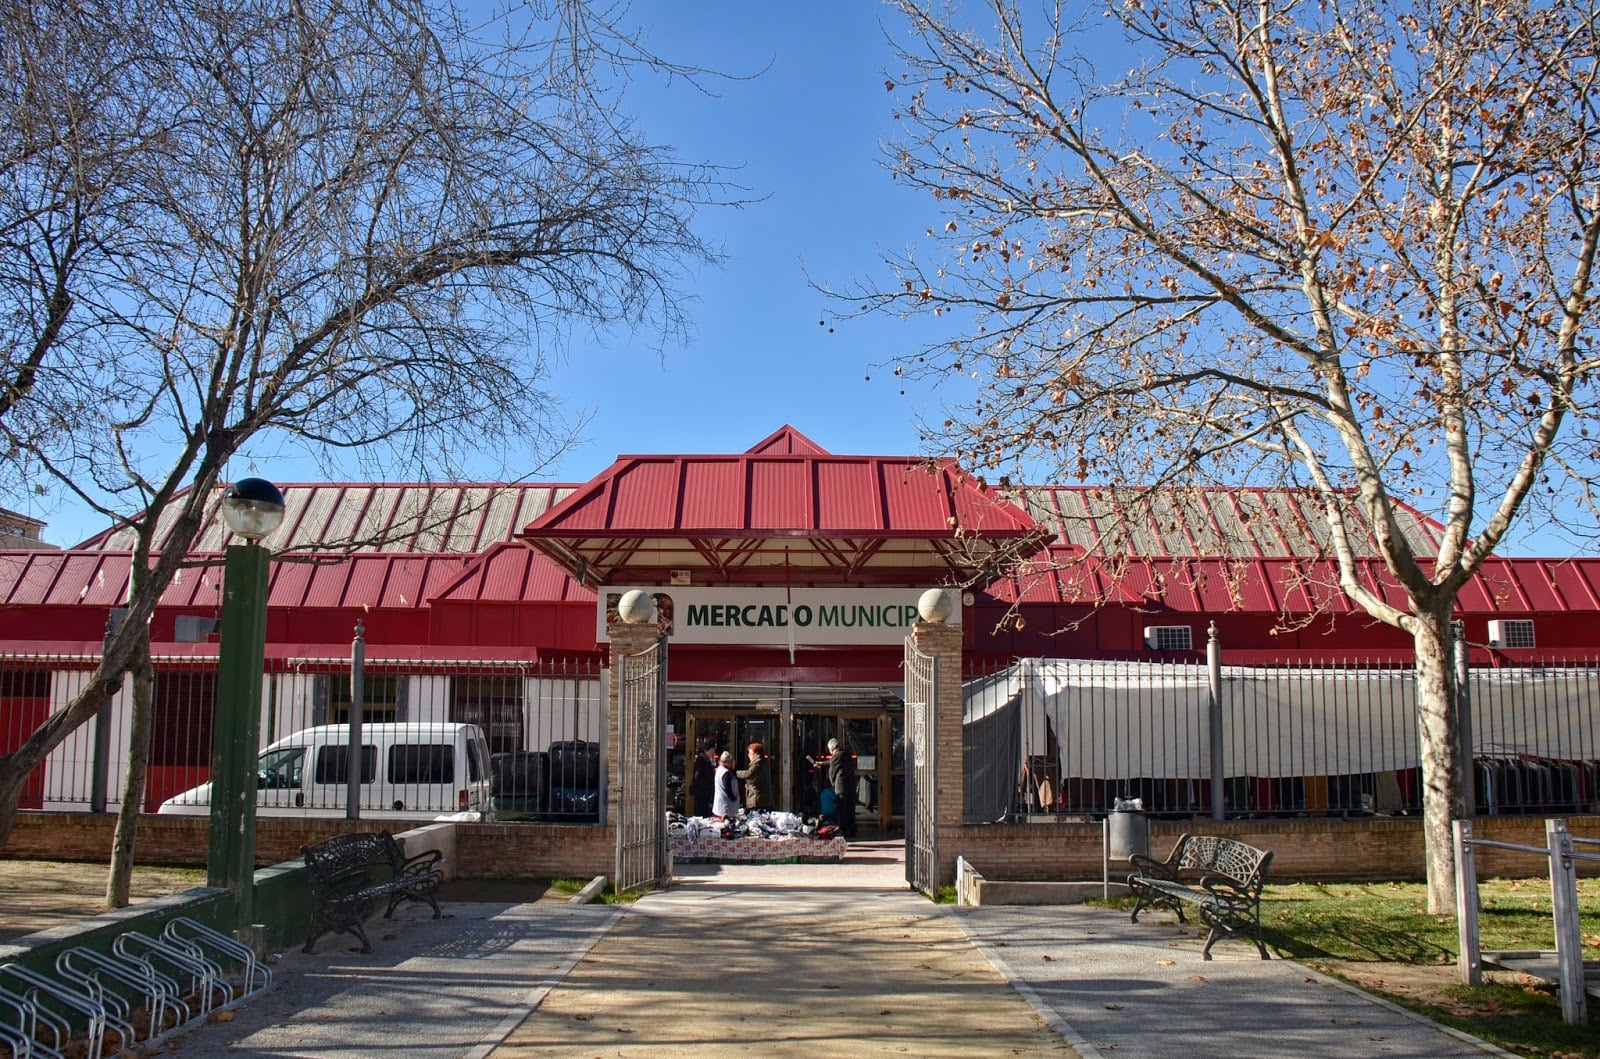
[[669, 831, 847, 864]]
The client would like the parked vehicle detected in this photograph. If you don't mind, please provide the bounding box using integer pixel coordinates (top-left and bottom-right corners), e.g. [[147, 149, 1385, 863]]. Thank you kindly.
[[156, 722, 493, 820]]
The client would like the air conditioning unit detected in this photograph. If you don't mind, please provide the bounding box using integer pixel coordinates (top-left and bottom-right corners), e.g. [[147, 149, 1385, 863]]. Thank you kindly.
[[1486, 619, 1535, 649], [1143, 625, 1193, 651]]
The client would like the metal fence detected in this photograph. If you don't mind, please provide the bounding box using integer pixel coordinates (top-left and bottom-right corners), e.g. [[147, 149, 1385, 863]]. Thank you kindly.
[[0, 655, 603, 823], [963, 656, 1600, 823]]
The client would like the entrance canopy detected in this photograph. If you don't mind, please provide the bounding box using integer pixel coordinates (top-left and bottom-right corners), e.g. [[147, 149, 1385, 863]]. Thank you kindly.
[[519, 426, 1042, 587]]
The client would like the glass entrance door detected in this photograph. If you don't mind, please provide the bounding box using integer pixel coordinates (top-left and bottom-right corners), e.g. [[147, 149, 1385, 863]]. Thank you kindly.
[[792, 707, 904, 833], [677, 707, 783, 813]]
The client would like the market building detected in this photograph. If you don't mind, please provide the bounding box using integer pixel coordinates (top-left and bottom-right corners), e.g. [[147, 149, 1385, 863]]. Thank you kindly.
[[2, 425, 1598, 882]]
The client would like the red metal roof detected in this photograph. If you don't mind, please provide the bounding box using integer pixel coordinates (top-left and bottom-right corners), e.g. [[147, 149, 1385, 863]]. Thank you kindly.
[[431, 542, 595, 604], [75, 483, 574, 554], [1023, 486, 1445, 559], [0, 549, 473, 611], [518, 431, 1042, 587], [982, 547, 1600, 616]]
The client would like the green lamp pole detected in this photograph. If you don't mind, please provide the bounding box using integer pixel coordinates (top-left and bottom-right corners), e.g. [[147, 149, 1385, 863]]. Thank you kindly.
[[207, 478, 285, 941]]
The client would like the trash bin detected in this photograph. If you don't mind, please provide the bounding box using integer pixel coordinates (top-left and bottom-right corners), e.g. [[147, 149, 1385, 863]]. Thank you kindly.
[[1107, 797, 1149, 860]]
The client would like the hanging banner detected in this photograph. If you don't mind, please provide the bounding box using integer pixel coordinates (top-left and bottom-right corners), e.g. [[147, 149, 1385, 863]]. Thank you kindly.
[[597, 586, 959, 646]]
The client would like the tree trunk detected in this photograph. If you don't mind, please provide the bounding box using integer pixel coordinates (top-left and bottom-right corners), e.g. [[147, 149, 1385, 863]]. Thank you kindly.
[[106, 639, 153, 909], [1413, 609, 1462, 914]]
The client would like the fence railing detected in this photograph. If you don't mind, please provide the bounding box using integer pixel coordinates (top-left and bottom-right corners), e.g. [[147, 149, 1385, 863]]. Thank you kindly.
[[0, 655, 603, 823], [963, 654, 1600, 823]]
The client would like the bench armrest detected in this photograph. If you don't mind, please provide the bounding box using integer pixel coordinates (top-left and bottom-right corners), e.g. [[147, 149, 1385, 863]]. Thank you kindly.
[[1128, 852, 1178, 881], [397, 848, 442, 877]]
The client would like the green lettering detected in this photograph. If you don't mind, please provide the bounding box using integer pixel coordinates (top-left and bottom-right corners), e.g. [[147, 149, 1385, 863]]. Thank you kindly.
[[688, 604, 711, 627]]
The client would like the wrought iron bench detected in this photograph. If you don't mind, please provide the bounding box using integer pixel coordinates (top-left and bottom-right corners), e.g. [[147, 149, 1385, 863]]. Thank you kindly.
[[301, 831, 444, 954], [1127, 833, 1273, 960]]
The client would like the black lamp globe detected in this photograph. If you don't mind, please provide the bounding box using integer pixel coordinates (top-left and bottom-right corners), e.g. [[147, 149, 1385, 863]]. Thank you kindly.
[[220, 478, 285, 542]]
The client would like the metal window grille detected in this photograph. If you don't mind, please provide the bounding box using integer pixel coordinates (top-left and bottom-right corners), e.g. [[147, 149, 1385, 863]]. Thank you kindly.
[[1144, 625, 1193, 651]]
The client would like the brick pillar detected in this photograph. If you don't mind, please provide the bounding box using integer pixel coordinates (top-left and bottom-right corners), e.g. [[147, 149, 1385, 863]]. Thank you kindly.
[[605, 620, 659, 829], [911, 619, 965, 837]]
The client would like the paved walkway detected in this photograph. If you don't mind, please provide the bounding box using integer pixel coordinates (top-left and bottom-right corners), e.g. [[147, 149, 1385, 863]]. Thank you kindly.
[[154, 841, 1509, 1059]]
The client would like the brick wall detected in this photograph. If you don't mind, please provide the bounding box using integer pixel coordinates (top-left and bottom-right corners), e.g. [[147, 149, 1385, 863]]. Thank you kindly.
[[945, 814, 1600, 883], [3, 812, 614, 879], [8, 811, 1595, 884]]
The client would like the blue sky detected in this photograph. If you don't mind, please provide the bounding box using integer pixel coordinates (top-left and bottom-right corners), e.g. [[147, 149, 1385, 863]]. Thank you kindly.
[[27, 3, 1583, 557], [34, 4, 949, 546], [533, 3, 954, 469]]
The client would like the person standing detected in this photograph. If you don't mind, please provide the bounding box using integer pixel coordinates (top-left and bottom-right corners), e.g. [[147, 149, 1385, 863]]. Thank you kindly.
[[826, 737, 858, 839], [712, 750, 740, 819], [689, 740, 718, 817], [736, 741, 775, 812]]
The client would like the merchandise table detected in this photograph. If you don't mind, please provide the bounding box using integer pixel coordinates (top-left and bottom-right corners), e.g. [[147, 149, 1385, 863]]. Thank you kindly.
[[668, 830, 847, 864]]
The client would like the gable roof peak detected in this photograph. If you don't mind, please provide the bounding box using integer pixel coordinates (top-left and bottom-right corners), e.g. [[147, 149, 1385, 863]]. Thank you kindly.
[[745, 425, 831, 457]]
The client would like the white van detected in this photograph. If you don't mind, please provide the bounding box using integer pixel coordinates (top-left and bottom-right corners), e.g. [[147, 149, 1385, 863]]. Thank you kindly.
[[156, 722, 494, 821]]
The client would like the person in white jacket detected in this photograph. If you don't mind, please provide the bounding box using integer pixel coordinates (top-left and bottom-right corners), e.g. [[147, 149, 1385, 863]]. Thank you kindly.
[[712, 750, 740, 819]]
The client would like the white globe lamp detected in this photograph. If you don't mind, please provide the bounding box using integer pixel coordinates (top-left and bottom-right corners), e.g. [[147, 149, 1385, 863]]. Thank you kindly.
[[220, 478, 285, 543]]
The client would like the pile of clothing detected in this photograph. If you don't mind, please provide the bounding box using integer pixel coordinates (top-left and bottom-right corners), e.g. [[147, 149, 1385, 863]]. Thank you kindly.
[[667, 809, 838, 841]]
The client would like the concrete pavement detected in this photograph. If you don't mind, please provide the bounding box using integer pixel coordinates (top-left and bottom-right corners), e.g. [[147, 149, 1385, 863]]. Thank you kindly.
[[149, 840, 1511, 1058]]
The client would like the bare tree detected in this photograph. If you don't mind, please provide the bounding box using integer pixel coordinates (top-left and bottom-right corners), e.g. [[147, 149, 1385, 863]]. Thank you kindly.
[[0, 0, 724, 859], [859, 0, 1600, 911]]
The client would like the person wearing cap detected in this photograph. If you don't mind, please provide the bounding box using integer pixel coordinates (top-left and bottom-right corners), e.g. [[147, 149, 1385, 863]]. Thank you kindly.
[[826, 737, 858, 838], [712, 750, 740, 819]]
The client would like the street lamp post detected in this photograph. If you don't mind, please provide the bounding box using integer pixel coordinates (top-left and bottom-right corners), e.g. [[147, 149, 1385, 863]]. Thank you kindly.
[[207, 477, 285, 942]]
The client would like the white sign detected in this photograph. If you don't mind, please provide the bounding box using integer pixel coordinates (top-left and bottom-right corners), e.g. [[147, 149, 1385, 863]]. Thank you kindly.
[[596, 586, 959, 646]]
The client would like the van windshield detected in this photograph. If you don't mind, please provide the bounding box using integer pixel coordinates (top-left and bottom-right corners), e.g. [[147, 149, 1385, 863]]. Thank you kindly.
[[257, 746, 304, 790]]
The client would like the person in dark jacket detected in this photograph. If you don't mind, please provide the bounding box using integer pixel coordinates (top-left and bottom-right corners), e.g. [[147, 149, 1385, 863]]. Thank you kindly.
[[689, 740, 718, 817], [826, 737, 858, 838], [736, 741, 775, 812]]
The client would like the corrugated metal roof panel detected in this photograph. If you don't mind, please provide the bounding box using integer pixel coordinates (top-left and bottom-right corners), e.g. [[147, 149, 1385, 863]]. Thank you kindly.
[[1230, 492, 1289, 556], [1205, 493, 1259, 558], [680, 460, 743, 529], [1545, 559, 1600, 609], [441, 488, 494, 552], [880, 461, 953, 532], [747, 459, 811, 530], [613, 460, 687, 531], [65, 553, 127, 607], [268, 557, 317, 609], [818, 461, 885, 532], [3, 552, 62, 605], [300, 558, 355, 608]]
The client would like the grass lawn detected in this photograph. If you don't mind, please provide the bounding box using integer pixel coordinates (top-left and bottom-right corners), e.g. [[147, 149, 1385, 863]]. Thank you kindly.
[[1260, 879, 1600, 1058]]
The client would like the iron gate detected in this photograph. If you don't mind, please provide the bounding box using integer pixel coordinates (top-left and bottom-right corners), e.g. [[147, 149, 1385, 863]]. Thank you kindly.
[[904, 637, 938, 896], [614, 639, 668, 893]]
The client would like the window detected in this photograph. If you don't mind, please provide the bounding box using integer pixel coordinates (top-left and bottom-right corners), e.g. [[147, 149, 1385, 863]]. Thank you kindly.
[[452, 675, 525, 755], [1487, 619, 1536, 649], [327, 674, 402, 724], [313, 744, 376, 785], [1143, 625, 1193, 651], [150, 670, 217, 767], [389, 743, 454, 785], [256, 747, 305, 790]]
